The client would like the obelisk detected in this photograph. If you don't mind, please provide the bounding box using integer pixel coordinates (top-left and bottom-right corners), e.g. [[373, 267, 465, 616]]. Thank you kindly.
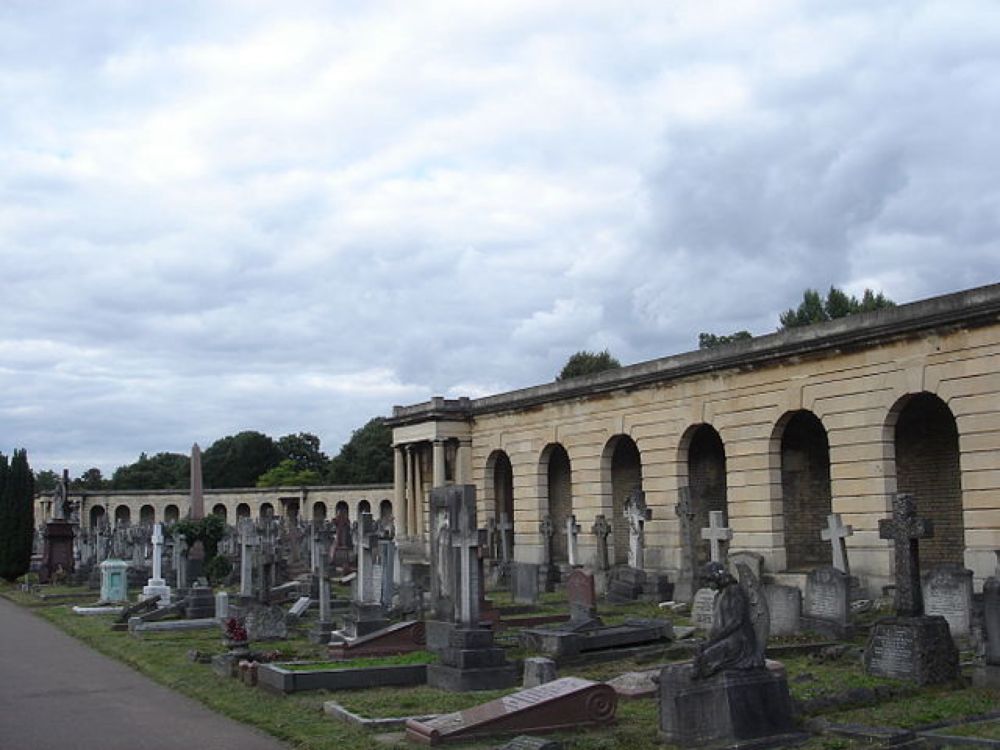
[[190, 443, 204, 520]]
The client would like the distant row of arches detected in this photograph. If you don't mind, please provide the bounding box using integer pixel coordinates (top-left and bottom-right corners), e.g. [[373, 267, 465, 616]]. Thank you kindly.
[[89, 498, 394, 529], [486, 391, 962, 572]]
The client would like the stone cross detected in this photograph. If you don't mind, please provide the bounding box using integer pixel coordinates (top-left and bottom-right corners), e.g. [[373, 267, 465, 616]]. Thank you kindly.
[[150, 523, 164, 582], [591, 514, 611, 571], [498, 512, 513, 562], [451, 497, 481, 627], [675, 486, 699, 570], [239, 523, 259, 598], [879, 493, 933, 617], [314, 523, 332, 624], [356, 512, 378, 603], [485, 517, 497, 559], [539, 516, 554, 565], [624, 489, 651, 570], [566, 515, 581, 567], [173, 533, 188, 590], [821, 512, 854, 576], [701, 510, 733, 564]]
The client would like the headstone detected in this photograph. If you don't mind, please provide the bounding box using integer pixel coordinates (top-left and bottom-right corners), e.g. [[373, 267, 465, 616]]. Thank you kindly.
[[565, 516, 581, 568], [215, 591, 229, 620], [523, 657, 558, 688], [238, 522, 259, 599], [691, 588, 718, 632], [802, 566, 850, 638], [701, 511, 732, 565], [590, 515, 611, 572], [764, 584, 802, 637], [674, 488, 699, 602], [288, 596, 311, 620], [379, 538, 397, 609], [566, 569, 600, 627], [863, 494, 959, 685], [624, 489, 650, 570], [310, 523, 335, 644], [498, 512, 514, 563], [241, 601, 288, 640], [820, 512, 854, 575], [406, 677, 617, 745], [100, 559, 129, 604], [922, 564, 973, 638], [983, 577, 1000, 666], [513, 562, 540, 605], [727, 550, 764, 581], [141, 523, 172, 606]]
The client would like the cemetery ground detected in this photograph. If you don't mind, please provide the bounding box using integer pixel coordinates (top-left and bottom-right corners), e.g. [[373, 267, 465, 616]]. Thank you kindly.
[[4, 583, 1000, 750]]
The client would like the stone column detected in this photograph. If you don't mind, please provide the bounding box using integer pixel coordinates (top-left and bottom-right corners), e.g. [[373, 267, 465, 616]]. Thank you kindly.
[[432, 439, 447, 488], [406, 446, 417, 536], [456, 438, 472, 484], [394, 446, 408, 537], [414, 447, 425, 537]]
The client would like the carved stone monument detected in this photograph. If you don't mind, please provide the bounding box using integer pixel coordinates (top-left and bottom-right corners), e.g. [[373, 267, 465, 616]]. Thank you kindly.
[[922, 563, 973, 638], [674, 487, 699, 602], [41, 470, 75, 583], [802, 566, 851, 638], [863, 494, 959, 685], [655, 562, 798, 748]]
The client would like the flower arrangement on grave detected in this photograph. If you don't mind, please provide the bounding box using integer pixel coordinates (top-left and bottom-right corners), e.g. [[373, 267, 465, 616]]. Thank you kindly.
[[224, 616, 248, 648]]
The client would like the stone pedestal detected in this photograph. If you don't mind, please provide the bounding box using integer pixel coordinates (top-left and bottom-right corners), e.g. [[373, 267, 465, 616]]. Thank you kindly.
[[426, 627, 517, 692], [41, 520, 75, 583], [657, 663, 798, 748], [343, 602, 389, 639], [863, 616, 959, 685], [141, 578, 172, 607], [99, 559, 129, 603]]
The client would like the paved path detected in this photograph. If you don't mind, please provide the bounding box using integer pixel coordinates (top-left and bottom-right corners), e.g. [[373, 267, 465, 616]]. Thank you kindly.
[[0, 596, 288, 750]]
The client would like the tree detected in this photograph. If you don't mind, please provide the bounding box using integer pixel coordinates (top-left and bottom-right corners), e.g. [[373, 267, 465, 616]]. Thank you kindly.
[[779, 286, 895, 330], [112, 452, 189, 490], [0, 450, 35, 582], [256, 459, 324, 487], [277, 432, 329, 474], [34, 469, 58, 493], [73, 467, 108, 491], [327, 418, 393, 485], [202, 431, 284, 488], [556, 349, 622, 381], [698, 331, 752, 350]]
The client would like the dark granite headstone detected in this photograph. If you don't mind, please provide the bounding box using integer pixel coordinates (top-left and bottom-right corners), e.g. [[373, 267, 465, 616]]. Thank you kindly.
[[922, 564, 973, 637], [406, 677, 616, 745], [984, 577, 1000, 666], [803, 566, 850, 638]]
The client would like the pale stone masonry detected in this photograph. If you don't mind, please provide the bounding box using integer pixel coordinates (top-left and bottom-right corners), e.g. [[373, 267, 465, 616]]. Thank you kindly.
[[388, 283, 1000, 592]]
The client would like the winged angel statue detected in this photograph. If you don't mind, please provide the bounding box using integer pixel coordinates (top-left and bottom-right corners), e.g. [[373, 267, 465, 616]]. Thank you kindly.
[[691, 561, 769, 678]]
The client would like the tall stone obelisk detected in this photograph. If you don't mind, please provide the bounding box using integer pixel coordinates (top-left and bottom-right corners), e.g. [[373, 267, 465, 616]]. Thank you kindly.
[[190, 443, 204, 520], [186, 443, 206, 585]]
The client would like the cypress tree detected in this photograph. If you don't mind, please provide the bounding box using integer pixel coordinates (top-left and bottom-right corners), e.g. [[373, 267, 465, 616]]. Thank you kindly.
[[0, 449, 34, 582]]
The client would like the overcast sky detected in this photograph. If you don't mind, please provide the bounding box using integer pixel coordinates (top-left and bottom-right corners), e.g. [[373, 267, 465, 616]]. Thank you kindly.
[[2, 1, 999, 477]]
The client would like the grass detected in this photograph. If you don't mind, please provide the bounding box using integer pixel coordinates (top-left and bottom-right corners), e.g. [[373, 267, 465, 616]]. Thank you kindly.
[[6, 581, 1000, 750]]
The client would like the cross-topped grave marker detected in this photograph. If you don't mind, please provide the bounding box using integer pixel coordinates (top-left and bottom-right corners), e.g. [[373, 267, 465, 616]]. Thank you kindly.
[[624, 489, 651, 569], [566, 515, 581, 567], [238, 522, 259, 599], [356, 512, 378, 604], [591, 514, 611, 571], [821, 512, 854, 576], [879, 493, 933, 617], [452, 497, 481, 627], [674, 487, 700, 601], [498, 512, 513, 562], [539, 516, 554, 565], [701, 510, 733, 564]]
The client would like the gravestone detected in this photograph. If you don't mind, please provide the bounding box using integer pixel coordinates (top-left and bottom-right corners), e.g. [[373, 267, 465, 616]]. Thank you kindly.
[[863, 494, 959, 685], [565, 516, 581, 568], [566, 569, 601, 629], [100, 559, 129, 604], [821, 512, 854, 575], [802, 567, 850, 638], [215, 591, 229, 620], [41, 470, 75, 583], [764, 584, 802, 637], [406, 677, 617, 745], [513, 562, 540, 605], [336, 512, 388, 639], [379, 538, 396, 609], [983, 578, 1000, 666], [287, 596, 311, 621], [624, 489, 651, 570], [538, 516, 556, 591], [590, 514, 612, 595], [701, 511, 732, 565], [674, 488, 699, 603], [240, 601, 288, 640], [238, 522, 259, 600], [727, 551, 764, 581], [310, 523, 335, 644], [922, 564, 973, 638], [141, 523, 172, 607], [691, 588, 717, 632], [523, 657, 558, 688]]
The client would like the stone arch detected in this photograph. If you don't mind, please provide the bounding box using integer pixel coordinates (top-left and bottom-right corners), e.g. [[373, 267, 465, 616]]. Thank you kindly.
[[602, 434, 643, 565], [335, 500, 349, 519], [90, 505, 106, 528], [486, 450, 515, 557], [139, 504, 155, 525], [539, 443, 572, 563], [679, 423, 728, 567], [212, 503, 227, 522], [236, 503, 251, 520], [114, 505, 131, 526], [887, 392, 964, 567], [774, 410, 832, 570], [260, 502, 274, 520], [312, 501, 328, 521], [379, 498, 393, 523], [164, 504, 179, 524], [358, 499, 371, 516]]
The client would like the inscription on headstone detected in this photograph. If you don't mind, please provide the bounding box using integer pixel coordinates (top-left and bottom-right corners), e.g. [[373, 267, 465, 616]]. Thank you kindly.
[[922, 564, 973, 637]]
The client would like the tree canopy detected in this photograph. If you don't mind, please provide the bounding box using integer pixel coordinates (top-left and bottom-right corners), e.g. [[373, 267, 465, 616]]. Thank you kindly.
[[327, 418, 393, 485], [557, 349, 622, 381], [0, 449, 34, 582], [111, 452, 189, 490], [277, 432, 328, 473], [256, 459, 324, 487], [698, 330, 752, 350], [779, 286, 895, 330], [202, 430, 284, 488]]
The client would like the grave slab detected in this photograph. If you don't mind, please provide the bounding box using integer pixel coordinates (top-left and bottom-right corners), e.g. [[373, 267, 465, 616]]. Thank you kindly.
[[405, 676, 617, 745], [327, 620, 427, 659]]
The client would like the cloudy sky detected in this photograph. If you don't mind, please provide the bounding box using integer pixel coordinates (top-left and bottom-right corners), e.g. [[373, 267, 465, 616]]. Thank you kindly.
[[2, 1, 999, 477]]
